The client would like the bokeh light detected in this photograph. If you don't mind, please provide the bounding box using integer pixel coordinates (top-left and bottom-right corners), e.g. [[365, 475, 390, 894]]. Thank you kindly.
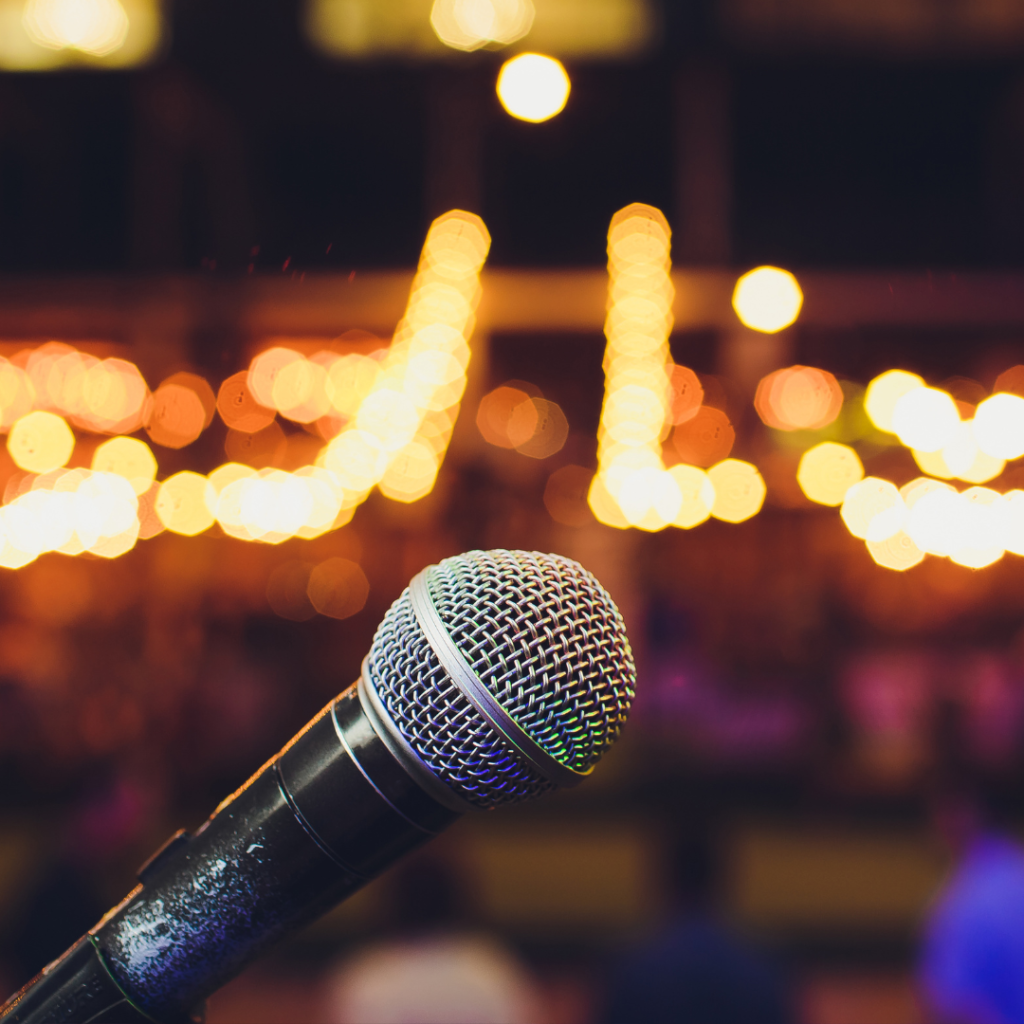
[[668, 463, 716, 528], [217, 371, 277, 434], [430, 0, 534, 51], [8, 411, 74, 473], [496, 53, 571, 123], [0, 359, 35, 430], [224, 421, 287, 469], [477, 384, 534, 448], [731, 266, 803, 333], [866, 531, 925, 572], [23, 0, 129, 56], [146, 379, 208, 449], [671, 407, 735, 467], [911, 420, 1005, 484], [841, 477, 904, 541], [891, 386, 960, 452], [755, 366, 843, 431], [668, 365, 703, 424], [904, 485, 967, 557], [707, 459, 766, 523], [320, 209, 490, 511], [325, 353, 384, 418], [948, 487, 1007, 569], [543, 465, 594, 527], [155, 471, 216, 536], [307, 557, 369, 619], [972, 392, 1024, 461], [92, 436, 157, 495], [266, 561, 316, 622], [797, 442, 864, 506], [591, 204, 676, 530], [863, 369, 925, 433], [511, 398, 568, 459]]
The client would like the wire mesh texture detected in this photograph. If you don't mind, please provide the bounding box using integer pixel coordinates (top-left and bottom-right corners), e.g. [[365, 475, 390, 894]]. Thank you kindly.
[[364, 549, 636, 809]]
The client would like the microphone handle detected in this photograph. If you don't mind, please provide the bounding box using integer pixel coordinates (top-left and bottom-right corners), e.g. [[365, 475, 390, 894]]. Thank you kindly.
[[1, 684, 461, 1024]]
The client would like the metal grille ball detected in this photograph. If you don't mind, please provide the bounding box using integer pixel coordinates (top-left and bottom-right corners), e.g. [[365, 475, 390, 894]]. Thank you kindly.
[[364, 549, 636, 809]]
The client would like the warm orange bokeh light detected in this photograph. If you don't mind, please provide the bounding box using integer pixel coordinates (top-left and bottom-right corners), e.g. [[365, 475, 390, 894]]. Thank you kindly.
[[755, 366, 843, 431], [147, 383, 206, 449], [217, 371, 277, 434], [668, 365, 703, 425], [307, 557, 369, 619], [477, 385, 533, 448], [671, 407, 735, 467], [543, 465, 594, 527]]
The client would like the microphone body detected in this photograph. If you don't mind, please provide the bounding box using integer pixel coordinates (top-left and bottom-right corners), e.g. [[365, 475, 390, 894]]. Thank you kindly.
[[1, 548, 636, 1024], [2, 684, 460, 1024]]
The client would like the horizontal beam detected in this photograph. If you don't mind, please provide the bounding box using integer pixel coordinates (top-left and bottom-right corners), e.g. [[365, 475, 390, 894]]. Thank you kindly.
[[0, 270, 1019, 343]]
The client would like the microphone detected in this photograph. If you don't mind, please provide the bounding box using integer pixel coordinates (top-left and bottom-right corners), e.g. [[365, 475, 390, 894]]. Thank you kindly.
[[1, 549, 635, 1024]]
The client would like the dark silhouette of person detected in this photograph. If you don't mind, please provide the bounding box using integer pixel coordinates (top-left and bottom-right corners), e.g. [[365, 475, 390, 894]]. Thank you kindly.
[[598, 830, 792, 1024]]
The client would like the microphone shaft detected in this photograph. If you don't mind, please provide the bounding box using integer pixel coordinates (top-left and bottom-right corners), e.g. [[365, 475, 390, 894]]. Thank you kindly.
[[1, 684, 460, 1024]]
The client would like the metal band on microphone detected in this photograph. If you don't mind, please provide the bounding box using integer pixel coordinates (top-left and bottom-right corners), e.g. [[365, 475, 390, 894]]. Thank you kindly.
[[357, 664, 475, 815], [409, 570, 587, 788]]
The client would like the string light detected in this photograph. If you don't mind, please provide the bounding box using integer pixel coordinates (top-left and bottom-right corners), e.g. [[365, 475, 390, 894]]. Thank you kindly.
[[320, 209, 490, 508], [590, 203, 679, 531]]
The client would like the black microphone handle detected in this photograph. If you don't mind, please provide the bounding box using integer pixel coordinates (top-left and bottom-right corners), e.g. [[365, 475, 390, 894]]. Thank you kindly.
[[1, 683, 462, 1024]]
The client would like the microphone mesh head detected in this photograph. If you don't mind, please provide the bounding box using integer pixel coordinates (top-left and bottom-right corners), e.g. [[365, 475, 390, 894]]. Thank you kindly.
[[365, 550, 636, 809]]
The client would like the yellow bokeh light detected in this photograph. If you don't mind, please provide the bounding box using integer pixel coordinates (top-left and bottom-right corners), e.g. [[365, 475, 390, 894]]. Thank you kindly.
[[911, 421, 1004, 484], [891, 386, 960, 453], [949, 487, 1006, 569], [707, 459, 766, 523], [1003, 490, 1024, 556], [972, 392, 1024, 461], [841, 477, 904, 541], [92, 435, 157, 495], [430, 0, 534, 51], [155, 471, 216, 537], [8, 410, 74, 473], [248, 347, 304, 410], [667, 463, 715, 528], [320, 210, 489, 512], [591, 204, 682, 530], [378, 441, 441, 503], [731, 266, 803, 333], [863, 370, 924, 433], [587, 472, 631, 529], [616, 466, 681, 531], [496, 53, 570, 123], [797, 442, 864, 506], [904, 486, 967, 557], [0, 360, 35, 430], [867, 531, 925, 572], [325, 353, 382, 418], [23, 0, 129, 56]]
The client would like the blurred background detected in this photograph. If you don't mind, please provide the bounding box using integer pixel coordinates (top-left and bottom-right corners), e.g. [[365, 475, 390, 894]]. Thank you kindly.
[[4, 1, 1024, 1022]]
